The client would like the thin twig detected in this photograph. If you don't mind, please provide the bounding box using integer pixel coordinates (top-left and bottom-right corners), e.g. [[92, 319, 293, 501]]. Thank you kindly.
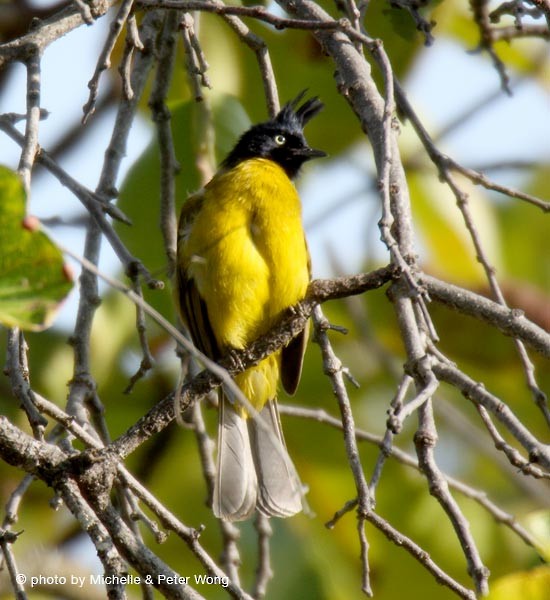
[[186, 13, 211, 87], [433, 360, 550, 473], [2, 475, 34, 528], [365, 511, 476, 600], [180, 12, 211, 99], [389, 363, 439, 433], [123, 489, 168, 543], [281, 403, 546, 553], [83, 0, 136, 123], [253, 514, 273, 599], [476, 404, 550, 480], [491, 23, 550, 40], [0, 528, 26, 600], [118, 13, 144, 101], [18, 49, 42, 196], [312, 305, 373, 596], [415, 401, 489, 596], [149, 9, 181, 277], [470, 0, 512, 93], [393, 81, 550, 213], [217, 8, 280, 116], [5, 329, 47, 439], [124, 282, 155, 394], [368, 374, 413, 499], [393, 80, 550, 419], [0, 119, 133, 224]]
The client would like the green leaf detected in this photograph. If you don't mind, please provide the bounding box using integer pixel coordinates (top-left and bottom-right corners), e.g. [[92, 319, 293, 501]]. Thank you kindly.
[[0, 166, 73, 331]]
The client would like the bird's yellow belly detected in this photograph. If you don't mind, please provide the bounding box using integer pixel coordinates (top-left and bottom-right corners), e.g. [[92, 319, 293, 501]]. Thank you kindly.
[[184, 159, 309, 410]]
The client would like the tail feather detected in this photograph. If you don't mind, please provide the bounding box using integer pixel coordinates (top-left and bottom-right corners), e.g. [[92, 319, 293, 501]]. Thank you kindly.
[[248, 400, 303, 518], [213, 396, 257, 521]]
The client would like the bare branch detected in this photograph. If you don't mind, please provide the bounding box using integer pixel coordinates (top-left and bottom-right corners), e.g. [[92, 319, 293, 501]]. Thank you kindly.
[[392, 79, 549, 419], [476, 405, 550, 479], [252, 514, 273, 599], [422, 274, 550, 358], [312, 306, 373, 595], [16, 391, 254, 600], [0, 1, 118, 69], [0, 528, 26, 600], [180, 13, 211, 100], [433, 361, 550, 472], [17, 50, 41, 196], [368, 374, 413, 498], [393, 81, 550, 213], [415, 401, 489, 595], [149, 9, 181, 277], [82, 0, 136, 123], [4, 329, 47, 439], [365, 511, 476, 600], [119, 13, 144, 100], [281, 403, 547, 552], [470, 0, 512, 93], [123, 281, 155, 394]]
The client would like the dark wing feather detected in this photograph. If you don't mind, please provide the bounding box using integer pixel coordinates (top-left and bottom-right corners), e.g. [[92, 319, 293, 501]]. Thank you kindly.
[[280, 323, 309, 395], [175, 190, 221, 360], [280, 238, 311, 396]]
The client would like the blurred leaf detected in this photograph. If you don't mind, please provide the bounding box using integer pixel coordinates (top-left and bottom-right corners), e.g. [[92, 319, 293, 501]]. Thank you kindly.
[[497, 170, 550, 288], [487, 565, 550, 600], [199, 14, 249, 99], [0, 165, 73, 331], [363, 0, 428, 71], [408, 168, 501, 286], [523, 510, 550, 562]]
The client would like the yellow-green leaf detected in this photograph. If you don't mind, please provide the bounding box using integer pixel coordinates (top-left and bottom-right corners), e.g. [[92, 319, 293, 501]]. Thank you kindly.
[[488, 565, 550, 600], [0, 166, 73, 331], [522, 510, 550, 562]]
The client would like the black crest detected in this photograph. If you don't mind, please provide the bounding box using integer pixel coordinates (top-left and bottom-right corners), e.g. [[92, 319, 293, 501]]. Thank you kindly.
[[275, 90, 324, 131], [222, 91, 326, 178]]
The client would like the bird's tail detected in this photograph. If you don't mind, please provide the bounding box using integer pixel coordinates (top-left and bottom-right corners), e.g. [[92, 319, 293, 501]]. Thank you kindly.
[[213, 395, 257, 521], [214, 396, 303, 521], [249, 399, 303, 518]]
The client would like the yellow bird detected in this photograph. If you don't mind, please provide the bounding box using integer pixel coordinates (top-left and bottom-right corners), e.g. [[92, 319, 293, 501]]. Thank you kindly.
[[175, 93, 325, 521]]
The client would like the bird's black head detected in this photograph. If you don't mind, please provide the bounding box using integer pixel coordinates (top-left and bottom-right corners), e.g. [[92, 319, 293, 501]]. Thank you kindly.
[[222, 91, 326, 179]]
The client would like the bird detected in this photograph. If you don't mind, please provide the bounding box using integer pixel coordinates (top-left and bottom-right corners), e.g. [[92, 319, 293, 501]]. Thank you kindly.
[[175, 91, 325, 521]]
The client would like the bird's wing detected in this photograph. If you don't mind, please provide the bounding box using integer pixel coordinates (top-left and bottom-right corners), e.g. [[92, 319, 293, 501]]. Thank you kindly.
[[175, 190, 220, 359], [280, 321, 310, 396], [280, 238, 311, 395]]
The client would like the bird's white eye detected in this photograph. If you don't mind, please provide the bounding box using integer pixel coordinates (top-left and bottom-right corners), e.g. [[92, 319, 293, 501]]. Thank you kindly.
[[274, 134, 286, 145]]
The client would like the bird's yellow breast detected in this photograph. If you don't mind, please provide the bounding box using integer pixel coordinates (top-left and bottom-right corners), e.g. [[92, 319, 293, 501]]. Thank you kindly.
[[182, 158, 309, 354]]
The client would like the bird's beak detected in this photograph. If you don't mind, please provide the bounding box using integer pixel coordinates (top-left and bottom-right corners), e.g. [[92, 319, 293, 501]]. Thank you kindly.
[[295, 146, 327, 160]]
